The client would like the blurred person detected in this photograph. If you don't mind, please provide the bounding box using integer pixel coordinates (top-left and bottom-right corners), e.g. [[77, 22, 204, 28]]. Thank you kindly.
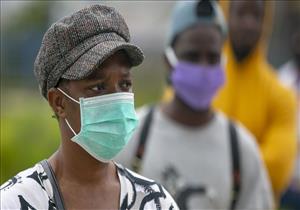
[[211, 0, 298, 201], [116, 1, 274, 209], [0, 5, 178, 210], [163, 2, 298, 200], [279, 27, 300, 209]]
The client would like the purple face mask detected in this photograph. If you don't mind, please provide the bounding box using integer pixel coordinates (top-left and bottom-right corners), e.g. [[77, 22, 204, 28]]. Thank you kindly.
[[169, 57, 225, 111]]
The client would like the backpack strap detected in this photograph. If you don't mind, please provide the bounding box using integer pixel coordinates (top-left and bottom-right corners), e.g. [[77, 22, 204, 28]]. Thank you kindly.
[[229, 120, 241, 210], [131, 105, 155, 172], [40, 160, 66, 210]]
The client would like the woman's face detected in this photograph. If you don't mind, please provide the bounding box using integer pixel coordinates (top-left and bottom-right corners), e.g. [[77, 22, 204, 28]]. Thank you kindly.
[[56, 50, 133, 133]]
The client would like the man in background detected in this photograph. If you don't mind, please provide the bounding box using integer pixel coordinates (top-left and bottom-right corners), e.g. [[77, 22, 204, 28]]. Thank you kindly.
[[117, 1, 274, 209], [213, 0, 297, 201]]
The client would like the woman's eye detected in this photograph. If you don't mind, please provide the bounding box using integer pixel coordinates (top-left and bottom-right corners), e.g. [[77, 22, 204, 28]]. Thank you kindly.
[[91, 83, 105, 91]]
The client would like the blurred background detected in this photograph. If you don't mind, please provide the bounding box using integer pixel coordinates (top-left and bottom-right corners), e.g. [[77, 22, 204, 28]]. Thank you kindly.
[[0, 0, 299, 185]]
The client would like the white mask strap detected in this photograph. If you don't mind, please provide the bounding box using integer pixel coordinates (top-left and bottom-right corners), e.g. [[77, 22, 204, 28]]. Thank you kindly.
[[65, 119, 77, 136], [165, 46, 178, 67], [57, 87, 80, 104]]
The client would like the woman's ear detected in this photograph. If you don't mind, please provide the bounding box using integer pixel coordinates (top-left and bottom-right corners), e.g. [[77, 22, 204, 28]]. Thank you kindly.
[[47, 88, 66, 119]]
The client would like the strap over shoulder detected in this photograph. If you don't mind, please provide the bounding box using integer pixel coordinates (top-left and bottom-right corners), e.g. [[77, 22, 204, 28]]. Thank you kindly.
[[40, 160, 66, 210]]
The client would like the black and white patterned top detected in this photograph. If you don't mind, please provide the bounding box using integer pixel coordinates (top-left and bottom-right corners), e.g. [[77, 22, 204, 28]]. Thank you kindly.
[[1, 162, 178, 210]]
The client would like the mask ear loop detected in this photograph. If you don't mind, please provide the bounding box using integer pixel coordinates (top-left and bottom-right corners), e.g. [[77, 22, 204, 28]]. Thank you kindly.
[[165, 47, 178, 67], [65, 119, 77, 136], [57, 87, 80, 104], [56, 87, 79, 136]]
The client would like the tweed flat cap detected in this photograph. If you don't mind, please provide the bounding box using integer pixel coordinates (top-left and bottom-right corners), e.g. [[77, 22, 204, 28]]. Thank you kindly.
[[34, 4, 144, 99]]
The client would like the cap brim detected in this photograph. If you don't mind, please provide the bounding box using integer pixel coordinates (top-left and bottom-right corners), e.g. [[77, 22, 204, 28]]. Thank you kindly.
[[61, 41, 144, 80]]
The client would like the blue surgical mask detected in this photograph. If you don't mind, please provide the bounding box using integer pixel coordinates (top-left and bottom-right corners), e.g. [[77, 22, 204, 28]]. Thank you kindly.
[[57, 88, 138, 162]]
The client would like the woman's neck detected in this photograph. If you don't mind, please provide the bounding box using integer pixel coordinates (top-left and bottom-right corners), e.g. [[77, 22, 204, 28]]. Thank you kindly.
[[49, 132, 117, 185]]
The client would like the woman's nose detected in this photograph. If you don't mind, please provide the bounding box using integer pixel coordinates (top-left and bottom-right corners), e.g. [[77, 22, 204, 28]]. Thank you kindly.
[[106, 82, 122, 94]]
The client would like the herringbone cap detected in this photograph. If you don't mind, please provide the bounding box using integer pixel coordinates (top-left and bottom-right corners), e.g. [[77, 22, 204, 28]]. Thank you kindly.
[[34, 4, 144, 99]]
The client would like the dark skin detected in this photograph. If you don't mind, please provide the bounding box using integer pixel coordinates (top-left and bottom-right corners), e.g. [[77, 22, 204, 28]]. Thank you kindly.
[[47, 50, 133, 210], [229, 0, 265, 62], [162, 24, 223, 127]]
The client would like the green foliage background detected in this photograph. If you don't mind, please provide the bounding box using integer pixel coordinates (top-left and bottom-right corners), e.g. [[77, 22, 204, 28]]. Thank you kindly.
[[1, 88, 59, 183]]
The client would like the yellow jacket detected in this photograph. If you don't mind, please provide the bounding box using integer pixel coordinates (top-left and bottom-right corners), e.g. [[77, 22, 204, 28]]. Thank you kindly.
[[213, 1, 297, 198], [213, 41, 297, 198]]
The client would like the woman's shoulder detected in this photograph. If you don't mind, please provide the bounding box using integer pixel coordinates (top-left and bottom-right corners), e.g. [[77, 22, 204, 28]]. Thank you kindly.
[[1, 162, 54, 210]]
